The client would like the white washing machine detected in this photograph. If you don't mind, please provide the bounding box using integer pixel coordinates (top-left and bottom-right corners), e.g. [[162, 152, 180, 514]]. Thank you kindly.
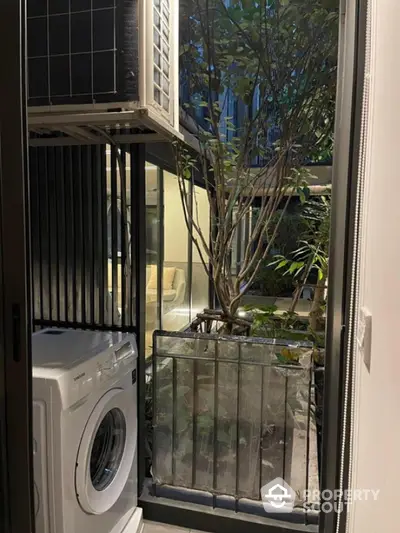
[[32, 328, 144, 533]]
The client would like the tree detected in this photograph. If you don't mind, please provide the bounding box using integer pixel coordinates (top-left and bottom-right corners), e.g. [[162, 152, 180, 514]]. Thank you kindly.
[[177, 0, 338, 329], [271, 195, 331, 331]]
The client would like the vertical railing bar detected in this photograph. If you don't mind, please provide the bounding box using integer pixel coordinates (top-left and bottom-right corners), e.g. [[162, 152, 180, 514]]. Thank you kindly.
[[60, 147, 67, 323], [45, 147, 52, 321], [83, 146, 92, 324], [118, 139, 129, 327], [152, 334, 158, 494], [305, 363, 313, 525], [212, 339, 219, 507], [235, 341, 242, 511], [30, 148, 38, 323], [54, 147, 61, 322], [111, 145, 118, 326], [89, 145, 96, 325], [36, 148, 44, 322], [120, 145, 127, 328], [72, 146, 78, 323], [259, 364, 265, 496], [158, 167, 164, 329], [282, 374, 289, 481], [80, 146, 87, 324], [66, 146, 74, 323], [28, 149, 35, 321], [124, 141, 132, 328], [187, 179, 193, 322], [191, 357, 198, 489], [76, 145, 83, 324], [100, 145, 107, 326], [172, 357, 177, 486], [129, 144, 135, 327]]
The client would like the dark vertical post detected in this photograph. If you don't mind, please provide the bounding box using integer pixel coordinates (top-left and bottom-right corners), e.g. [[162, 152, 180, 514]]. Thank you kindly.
[[187, 179, 193, 323], [71, 147, 79, 323], [47, 147, 58, 321], [158, 167, 164, 328], [56, 147, 64, 322], [100, 145, 108, 325], [111, 146, 118, 326], [129, 146, 136, 329], [41, 148, 50, 320], [79, 147, 86, 324], [66, 146, 75, 323], [120, 146, 127, 328], [93, 144, 102, 326], [76, 146, 84, 324], [151, 334, 158, 494], [35, 149, 44, 322], [132, 144, 146, 493], [88, 146, 96, 325], [0, 0, 34, 530], [83, 146, 93, 325], [59, 147, 68, 323]]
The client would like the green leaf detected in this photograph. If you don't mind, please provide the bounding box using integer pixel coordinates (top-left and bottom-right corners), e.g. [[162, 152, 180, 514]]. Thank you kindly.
[[276, 259, 289, 269], [289, 262, 301, 274]]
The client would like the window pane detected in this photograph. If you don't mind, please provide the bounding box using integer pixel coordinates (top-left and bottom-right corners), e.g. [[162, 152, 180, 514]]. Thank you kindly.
[[163, 171, 190, 330], [191, 186, 210, 319], [145, 163, 161, 359]]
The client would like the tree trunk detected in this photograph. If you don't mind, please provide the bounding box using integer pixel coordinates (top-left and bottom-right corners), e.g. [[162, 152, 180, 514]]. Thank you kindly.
[[309, 274, 327, 331]]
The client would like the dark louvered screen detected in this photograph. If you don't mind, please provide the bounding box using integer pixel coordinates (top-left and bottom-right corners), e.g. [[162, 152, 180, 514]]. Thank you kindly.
[[27, 0, 140, 106], [29, 144, 141, 332]]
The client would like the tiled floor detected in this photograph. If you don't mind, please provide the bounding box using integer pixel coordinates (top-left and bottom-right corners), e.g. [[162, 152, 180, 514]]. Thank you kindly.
[[143, 520, 207, 533]]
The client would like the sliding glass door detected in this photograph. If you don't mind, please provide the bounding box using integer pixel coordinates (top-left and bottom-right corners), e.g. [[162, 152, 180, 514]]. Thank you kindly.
[[0, 0, 34, 531]]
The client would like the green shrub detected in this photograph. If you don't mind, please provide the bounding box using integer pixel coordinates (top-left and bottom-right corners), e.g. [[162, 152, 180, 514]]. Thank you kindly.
[[251, 257, 294, 297]]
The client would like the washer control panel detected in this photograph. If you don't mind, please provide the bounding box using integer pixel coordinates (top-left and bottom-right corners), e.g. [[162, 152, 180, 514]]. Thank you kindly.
[[58, 334, 137, 408]]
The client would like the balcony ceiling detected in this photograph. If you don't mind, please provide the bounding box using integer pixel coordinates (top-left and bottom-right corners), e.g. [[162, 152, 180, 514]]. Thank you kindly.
[[28, 107, 184, 147]]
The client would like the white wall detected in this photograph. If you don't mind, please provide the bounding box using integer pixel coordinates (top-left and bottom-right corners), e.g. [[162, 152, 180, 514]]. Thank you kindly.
[[349, 1, 400, 531], [192, 186, 210, 263], [192, 186, 210, 315], [164, 171, 188, 263]]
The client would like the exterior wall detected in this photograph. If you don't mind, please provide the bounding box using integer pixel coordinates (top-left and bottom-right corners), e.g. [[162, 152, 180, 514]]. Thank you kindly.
[[349, 1, 400, 531]]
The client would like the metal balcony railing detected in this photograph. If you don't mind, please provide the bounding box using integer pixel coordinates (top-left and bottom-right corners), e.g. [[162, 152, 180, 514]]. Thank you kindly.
[[152, 330, 321, 524]]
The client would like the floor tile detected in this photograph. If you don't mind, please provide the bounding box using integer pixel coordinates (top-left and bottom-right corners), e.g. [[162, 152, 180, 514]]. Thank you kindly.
[[143, 520, 190, 533]]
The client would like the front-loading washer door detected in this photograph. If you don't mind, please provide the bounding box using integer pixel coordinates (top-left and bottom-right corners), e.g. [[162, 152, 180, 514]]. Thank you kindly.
[[75, 387, 137, 515]]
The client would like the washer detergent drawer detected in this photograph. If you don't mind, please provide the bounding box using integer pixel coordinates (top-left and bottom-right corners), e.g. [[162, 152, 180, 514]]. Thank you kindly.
[[33, 401, 50, 533]]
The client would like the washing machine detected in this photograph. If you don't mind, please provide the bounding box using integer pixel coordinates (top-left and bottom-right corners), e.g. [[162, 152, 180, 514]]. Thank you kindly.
[[32, 328, 144, 533]]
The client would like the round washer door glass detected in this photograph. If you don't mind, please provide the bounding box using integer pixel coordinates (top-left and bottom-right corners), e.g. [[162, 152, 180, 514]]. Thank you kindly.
[[76, 387, 137, 515], [90, 408, 126, 491]]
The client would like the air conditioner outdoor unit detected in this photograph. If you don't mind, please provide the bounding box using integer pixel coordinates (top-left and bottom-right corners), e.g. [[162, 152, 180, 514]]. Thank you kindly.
[[27, 0, 180, 139]]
